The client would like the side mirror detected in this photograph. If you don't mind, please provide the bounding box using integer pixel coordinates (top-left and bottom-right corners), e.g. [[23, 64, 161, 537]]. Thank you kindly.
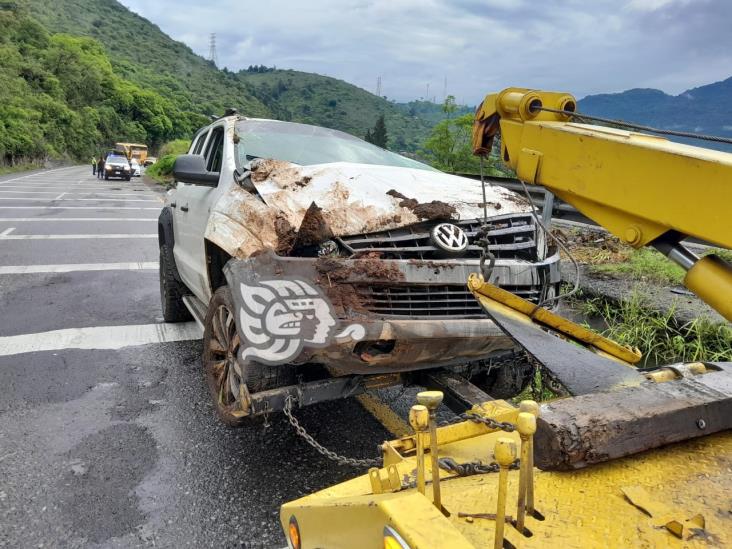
[[172, 154, 219, 186]]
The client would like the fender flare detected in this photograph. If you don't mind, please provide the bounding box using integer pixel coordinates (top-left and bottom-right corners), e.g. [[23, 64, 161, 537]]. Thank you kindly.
[[158, 206, 184, 283]]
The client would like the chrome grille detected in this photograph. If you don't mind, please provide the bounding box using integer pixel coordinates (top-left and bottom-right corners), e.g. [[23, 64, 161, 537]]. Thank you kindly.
[[338, 213, 539, 260], [358, 283, 544, 318]]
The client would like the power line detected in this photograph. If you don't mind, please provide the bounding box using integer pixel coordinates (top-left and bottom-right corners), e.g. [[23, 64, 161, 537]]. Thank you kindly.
[[208, 33, 218, 66]]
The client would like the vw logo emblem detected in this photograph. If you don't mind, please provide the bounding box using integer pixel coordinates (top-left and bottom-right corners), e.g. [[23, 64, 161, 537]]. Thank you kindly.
[[431, 223, 469, 254]]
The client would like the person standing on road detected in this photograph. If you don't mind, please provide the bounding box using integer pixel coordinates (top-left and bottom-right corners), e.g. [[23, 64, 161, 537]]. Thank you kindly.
[[91, 155, 97, 175], [97, 154, 105, 179]]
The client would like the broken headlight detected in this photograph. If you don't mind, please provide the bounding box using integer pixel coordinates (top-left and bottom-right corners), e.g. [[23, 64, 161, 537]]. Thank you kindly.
[[317, 239, 340, 258]]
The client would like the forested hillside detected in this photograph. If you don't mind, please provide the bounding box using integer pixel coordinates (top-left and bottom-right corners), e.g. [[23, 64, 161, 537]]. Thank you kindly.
[[239, 70, 434, 152], [3, 0, 437, 166], [0, 5, 208, 165]]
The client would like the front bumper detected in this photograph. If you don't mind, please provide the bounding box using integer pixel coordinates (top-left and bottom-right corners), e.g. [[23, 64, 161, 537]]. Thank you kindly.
[[223, 251, 560, 375]]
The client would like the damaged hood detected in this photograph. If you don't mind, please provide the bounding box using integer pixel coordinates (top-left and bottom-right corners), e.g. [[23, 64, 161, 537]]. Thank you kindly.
[[249, 160, 531, 236]]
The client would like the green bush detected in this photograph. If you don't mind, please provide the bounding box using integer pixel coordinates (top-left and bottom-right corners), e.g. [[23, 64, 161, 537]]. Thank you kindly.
[[159, 139, 190, 157], [145, 153, 176, 185]]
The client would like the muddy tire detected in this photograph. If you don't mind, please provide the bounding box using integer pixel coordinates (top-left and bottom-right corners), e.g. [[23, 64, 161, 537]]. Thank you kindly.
[[159, 243, 192, 322], [203, 285, 294, 427]]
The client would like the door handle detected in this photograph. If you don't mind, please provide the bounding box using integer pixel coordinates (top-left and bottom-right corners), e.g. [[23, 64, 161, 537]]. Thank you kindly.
[[180, 204, 189, 212]]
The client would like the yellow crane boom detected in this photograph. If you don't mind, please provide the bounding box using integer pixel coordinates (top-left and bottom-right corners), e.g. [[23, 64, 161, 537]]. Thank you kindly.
[[472, 87, 732, 320]]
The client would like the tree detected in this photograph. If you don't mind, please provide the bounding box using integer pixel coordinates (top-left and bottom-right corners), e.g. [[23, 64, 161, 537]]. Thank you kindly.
[[442, 95, 457, 118], [371, 115, 388, 148], [364, 129, 373, 143], [422, 112, 506, 174]]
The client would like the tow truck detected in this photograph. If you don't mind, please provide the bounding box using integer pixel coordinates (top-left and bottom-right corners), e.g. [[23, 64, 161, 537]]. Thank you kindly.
[[278, 88, 732, 548]]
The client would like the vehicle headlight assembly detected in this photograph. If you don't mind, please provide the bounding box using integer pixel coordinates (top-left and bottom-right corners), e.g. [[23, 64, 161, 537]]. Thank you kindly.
[[124, 165, 130, 171], [105, 164, 112, 171], [317, 239, 340, 258]]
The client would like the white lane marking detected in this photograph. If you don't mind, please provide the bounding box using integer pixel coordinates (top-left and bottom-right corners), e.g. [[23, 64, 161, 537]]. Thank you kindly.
[[0, 323, 202, 356], [0, 261, 159, 274], [1, 227, 15, 236], [0, 166, 81, 185], [1, 190, 156, 195], [0, 234, 157, 240], [0, 197, 159, 202], [0, 206, 161, 210], [55, 192, 65, 200], [0, 186, 153, 190], [0, 218, 157, 222]]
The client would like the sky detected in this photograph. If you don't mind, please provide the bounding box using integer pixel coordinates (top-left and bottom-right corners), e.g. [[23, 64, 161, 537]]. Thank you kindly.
[[120, 0, 731, 105]]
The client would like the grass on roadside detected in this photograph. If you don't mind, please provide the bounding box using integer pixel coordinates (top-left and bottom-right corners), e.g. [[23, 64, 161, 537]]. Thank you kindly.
[[591, 247, 685, 284], [584, 246, 732, 285], [574, 291, 732, 366], [0, 162, 45, 176]]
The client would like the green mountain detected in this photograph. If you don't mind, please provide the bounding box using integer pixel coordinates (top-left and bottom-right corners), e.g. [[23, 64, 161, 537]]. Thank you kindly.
[[578, 77, 732, 151], [238, 69, 433, 152], [1, 0, 438, 166]]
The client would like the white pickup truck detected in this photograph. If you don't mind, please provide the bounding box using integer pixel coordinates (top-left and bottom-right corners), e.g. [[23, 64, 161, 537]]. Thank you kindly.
[[158, 114, 561, 425]]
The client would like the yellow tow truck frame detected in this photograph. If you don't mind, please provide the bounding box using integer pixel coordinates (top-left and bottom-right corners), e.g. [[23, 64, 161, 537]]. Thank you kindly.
[[279, 89, 732, 548]]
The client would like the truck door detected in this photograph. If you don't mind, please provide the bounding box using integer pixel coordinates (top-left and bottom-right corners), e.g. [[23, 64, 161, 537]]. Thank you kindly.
[[172, 124, 225, 303]]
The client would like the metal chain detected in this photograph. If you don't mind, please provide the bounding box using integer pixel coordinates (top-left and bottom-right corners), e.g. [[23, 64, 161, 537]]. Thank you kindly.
[[283, 397, 381, 468], [438, 412, 516, 432], [439, 456, 521, 477], [475, 226, 497, 282]]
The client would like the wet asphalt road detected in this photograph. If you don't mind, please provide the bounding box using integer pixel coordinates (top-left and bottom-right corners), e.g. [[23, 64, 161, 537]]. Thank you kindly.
[[0, 166, 392, 548]]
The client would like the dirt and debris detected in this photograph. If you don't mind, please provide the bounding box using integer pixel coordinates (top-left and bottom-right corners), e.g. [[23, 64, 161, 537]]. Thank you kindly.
[[481, 201, 503, 210], [250, 158, 313, 188], [292, 202, 334, 249], [274, 214, 296, 255], [407, 259, 457, 270], [552, 226, 629, 264], [386, 189, 457, 221], [323, 283, 370, 315], [316, 257, 404, 282], [412, 201, 457, 221], [386, 189, 419, 209]]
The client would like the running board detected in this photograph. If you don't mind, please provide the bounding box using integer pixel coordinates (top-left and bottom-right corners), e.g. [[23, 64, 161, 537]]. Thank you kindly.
[[182, 295, 207, 330]]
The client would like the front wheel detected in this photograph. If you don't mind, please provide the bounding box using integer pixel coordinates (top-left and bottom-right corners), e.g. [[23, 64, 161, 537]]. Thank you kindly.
[[203, 285, 295, 426]]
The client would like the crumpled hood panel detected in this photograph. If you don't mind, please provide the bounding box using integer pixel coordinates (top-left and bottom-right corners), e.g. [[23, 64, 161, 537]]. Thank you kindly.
[[249, 160, 531, 235]]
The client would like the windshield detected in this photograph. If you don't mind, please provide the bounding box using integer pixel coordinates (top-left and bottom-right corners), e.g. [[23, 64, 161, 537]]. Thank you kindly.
[[107, 156, 127, 163], [235, 119, 435, 171]]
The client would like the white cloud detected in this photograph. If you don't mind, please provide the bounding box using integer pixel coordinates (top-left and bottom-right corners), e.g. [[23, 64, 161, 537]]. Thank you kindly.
[[120, 0, 732, 104]]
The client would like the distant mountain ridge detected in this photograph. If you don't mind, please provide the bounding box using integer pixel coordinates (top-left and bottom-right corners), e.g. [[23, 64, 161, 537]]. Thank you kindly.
[[578, 76, 732, 149]]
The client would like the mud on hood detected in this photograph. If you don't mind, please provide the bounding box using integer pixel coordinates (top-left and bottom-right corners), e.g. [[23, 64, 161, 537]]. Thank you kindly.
[[249, 159, 531, 236]]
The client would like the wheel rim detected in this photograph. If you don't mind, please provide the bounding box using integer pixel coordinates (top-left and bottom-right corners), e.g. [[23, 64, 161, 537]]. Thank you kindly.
[[206, 303, 243, 410]]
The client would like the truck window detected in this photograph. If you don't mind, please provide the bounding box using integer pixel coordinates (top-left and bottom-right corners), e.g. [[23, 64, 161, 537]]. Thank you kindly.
[[204, 127, 225, 173], [192, 130, 208, 155]]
